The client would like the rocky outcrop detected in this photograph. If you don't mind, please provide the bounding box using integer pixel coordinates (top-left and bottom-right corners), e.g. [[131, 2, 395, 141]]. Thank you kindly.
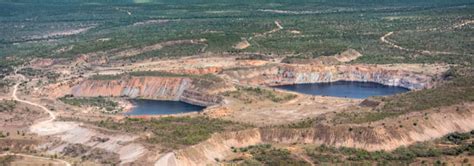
[[179, 90, 223, 106], [71, 77, 191, 100], [71, 76, 229, 106], [223, 64, 436, 90]]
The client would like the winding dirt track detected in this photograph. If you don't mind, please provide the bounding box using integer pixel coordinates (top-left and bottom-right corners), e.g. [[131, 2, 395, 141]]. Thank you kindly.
[[238, 20, 284, 49], [6, 73, 72, 166], [248, 20, 284, 41], [380, 20, 473, 56], [13, 74, 56, 122]]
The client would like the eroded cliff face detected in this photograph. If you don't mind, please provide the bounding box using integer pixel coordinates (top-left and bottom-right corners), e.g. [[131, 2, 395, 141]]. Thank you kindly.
[[155, 129, 262, 166], [71, 76, 230, 106], [223, 64, 437, 90], [260, 104, 474, 151], [157, 103, 474, 165]]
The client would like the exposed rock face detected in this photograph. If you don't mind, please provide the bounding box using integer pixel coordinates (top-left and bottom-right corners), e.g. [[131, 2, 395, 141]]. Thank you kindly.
[[71, 76, 228, 106], [179, 90, 223, 106], [223, 64, 436, 90], [155, 129, 262, 166], [157, 104, 474, 165], [260, 104, 474, 151]]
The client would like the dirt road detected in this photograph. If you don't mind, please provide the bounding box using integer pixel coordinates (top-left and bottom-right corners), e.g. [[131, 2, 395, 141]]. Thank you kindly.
[[7, 73, 72, 166], [380, 20, 473, 56], [13, 74, 56, 122]]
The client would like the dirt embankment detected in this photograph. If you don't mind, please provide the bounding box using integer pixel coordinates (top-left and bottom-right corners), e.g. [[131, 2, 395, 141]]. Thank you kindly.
[[155, 129, 262, 166], [70, 76, 233, 106], [285, 49, 363, 65], [158, 103, 474, 165], [260, 103, 474, 151], [223, 64, 443, 90]]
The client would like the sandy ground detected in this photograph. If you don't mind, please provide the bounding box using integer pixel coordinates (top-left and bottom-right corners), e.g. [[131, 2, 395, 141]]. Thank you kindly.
[[9, 73, 148, 165], [233, 40, 251, 50], [220, 90, 360, 126], [99, 55, 272, 74]]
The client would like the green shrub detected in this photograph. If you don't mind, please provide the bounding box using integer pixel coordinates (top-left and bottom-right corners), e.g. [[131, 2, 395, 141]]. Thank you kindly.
[[96, 116, 250, 149]]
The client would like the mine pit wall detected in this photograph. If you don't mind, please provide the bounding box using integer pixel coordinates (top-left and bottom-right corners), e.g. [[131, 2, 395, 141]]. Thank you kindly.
[[70, 76, 223, 106], [260, 104, 474, 152], [224, 64, 436, 90], [155, 129, 263, 166], [159, 104, 474, 165]]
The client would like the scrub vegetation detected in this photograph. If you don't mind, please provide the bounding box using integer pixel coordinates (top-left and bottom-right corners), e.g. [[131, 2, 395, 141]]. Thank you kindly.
[[380, 77, 474, 113], [231, 144, 310, 166], [59, 96, 119, 112], [224, 86, 297, 103], [17, 68, 60, 82], [96, 116, 250, 149], [1, 0, 473, 66], [304, 130, 474, 165], [0, 100, 16, 112]]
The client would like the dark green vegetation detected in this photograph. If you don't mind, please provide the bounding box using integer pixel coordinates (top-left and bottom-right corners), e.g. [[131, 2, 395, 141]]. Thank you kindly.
[[304, 130, 474, 165], [231, 144, 310, 166], [0, 100, 16, 112], [90, 74, 124, 81], [59, 96, 119, 112], [17, 68, 60, 82], [224, 86, 297, 103], [125, 43, 206, 61], [1, 0, 473, 66], [96, 116, 250, 149], [0, 60, 21, 78]]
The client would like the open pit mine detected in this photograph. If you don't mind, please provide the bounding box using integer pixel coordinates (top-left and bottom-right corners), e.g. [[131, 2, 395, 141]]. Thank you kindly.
[[1, 1, 473, 165], [2, 49, 470, 165]]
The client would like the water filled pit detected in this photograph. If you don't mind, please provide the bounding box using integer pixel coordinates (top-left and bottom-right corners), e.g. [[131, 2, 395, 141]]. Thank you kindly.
[[125, 99, 205, 116], [273, 81, 409, 99], [126, 81, 408, 115]]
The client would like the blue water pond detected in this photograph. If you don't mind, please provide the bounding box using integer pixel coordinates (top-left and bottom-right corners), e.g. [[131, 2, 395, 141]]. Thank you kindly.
[[125, 99, 205, 115], [273, 81, 409, 99]]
